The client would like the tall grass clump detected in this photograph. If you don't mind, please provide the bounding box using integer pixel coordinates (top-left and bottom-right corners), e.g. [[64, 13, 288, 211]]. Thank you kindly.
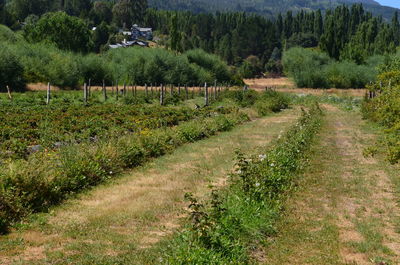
[[163, 103, 323, 263], [283, 47, 377, 89]]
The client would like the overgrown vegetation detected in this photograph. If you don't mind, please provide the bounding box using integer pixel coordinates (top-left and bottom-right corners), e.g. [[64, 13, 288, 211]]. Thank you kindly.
[[0, 89, 289, 234], [0, 108, 247, 234], [0, 34, 237, 90], [283, 47, 381, 88], [161, 103, 323, 263], [362, 53, 400, 164]]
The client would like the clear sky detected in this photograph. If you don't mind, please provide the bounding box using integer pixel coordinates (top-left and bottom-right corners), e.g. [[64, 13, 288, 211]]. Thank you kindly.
[[376, 0, 400, 8]]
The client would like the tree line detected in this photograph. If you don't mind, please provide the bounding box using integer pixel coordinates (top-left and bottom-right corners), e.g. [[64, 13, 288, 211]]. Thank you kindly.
[[0, 1, 399, 77]]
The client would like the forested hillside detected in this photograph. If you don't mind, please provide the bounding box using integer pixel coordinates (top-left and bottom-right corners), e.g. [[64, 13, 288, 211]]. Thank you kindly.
[[0, 0, 399, 88], [148, 0, 398, 20]]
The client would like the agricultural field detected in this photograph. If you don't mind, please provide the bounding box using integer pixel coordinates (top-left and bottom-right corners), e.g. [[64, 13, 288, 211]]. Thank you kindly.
[[1, 79, 400, 264], [1, 0, 400, 264]]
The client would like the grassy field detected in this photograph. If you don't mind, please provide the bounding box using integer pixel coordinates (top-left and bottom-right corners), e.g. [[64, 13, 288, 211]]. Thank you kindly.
[[1, 87, 399, 264]]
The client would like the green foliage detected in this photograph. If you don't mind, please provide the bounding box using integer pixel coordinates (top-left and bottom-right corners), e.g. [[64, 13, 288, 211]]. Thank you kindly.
[[0, 106, 248, 234], [23, 11, 93, 53], [255, 90, 290, 116], [282, 47, 330, 88], [184, 49, 232, 83], [0, 44, 25, 91], [0, 24, 19, 43], [164, 103, 323, 263], [362, 56, 400, 163], [283, 47, 377, 89]]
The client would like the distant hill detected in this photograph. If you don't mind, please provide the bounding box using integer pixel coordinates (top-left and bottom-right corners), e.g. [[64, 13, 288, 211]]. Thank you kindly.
[[148, 0, 399, 20]]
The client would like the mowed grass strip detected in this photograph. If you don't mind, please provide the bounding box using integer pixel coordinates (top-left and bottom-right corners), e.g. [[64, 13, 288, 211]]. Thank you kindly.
[[261, 105, 400, 265], [0, 108, 299, 265]]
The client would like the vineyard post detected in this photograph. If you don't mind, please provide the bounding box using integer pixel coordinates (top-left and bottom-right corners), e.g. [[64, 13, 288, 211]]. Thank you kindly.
[[134, 85, 137, 97], [145, 83, 148, 97], [116, 80, 119, 100], [204, 82, 209, 106], [88, 78, 91, 98], [102, 80, 107, 101], [123, 82, 126, 97], [83, 83, 88, 104], [160, 84, 164, 105], [213, 80, 217, 101], [46, 82, 51, 105], [170, 84, 173, 95], [6, 85, 12, 100], [185, 84, 188, 100], [178, 84, 181, 95]]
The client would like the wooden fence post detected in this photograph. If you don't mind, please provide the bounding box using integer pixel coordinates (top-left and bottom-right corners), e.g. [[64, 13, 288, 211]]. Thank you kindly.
[[213, 80, 217, 101], [88, 78, 91, 98], [145, 83, 148, 97], [170, 84, 173, 95], [160, 84, 164, 105], [134, 85, 137, 97], [111, 81, 114, 95], [178, 84, 181, 95], [123, 82, 127, 97], [185, 84, 188, 100], [116, 80, 119, 100], [46, 82, 51, 105], [6, 85, 12, 100], [102, 80, 107, 101], [83, 83, 88, 104], [204, 82, 209, 106]]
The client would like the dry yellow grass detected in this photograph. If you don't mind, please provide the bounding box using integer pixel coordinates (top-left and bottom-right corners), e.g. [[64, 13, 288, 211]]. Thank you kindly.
[[0, 108, 300, 265], [244, 78, 367, 97]]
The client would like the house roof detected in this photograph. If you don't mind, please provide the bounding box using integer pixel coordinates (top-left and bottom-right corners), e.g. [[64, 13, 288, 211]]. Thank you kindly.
[[109, 40, 148, 49]]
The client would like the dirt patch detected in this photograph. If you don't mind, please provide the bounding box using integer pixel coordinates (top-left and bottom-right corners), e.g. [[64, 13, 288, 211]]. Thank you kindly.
[[244, 78, 366, 97]]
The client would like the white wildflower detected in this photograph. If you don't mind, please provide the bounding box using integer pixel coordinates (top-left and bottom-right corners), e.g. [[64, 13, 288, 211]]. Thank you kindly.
[[109, 171, 113, 174], [255, 182, 260, 187], [237, 170, 242, 174], [270, 163, 275, 167], [258, 154, 267, 161]]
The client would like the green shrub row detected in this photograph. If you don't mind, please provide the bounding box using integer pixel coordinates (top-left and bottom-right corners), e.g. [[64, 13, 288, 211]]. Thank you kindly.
[[162, 104, 323, 264], [0, 111, 249, 234], [0, 26, 238, 91], [362, 64, 400, 164], [0, 103, 201, 159], [282, 47, 381, 89], [220, 89, 290, 115]]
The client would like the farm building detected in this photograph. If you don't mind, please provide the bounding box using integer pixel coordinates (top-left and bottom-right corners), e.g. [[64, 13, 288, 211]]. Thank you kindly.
[[131, 24, 153, 40]]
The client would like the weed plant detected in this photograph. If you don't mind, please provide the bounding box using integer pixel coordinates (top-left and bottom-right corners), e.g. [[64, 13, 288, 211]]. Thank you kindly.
[[162, 103, 323, 264]]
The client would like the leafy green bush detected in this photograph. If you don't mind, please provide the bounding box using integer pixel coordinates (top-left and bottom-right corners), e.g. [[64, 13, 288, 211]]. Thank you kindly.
[[283, 47, 377, 89], [255, 90, 290, 116], [164, 104, 323, 263], [282, 47, 330, 88], [184, 49, 232, 83], [24, 11, 93, 53], [0, 25, 19, 43], [0, 44, 26, 92]]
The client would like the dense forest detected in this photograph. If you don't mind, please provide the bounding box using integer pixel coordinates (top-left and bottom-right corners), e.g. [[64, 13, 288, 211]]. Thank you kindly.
[[148, 0, 398, 20], [0, 0, 400, 88]]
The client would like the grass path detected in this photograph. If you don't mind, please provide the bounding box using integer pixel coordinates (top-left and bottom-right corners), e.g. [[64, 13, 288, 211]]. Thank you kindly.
[[0, 108, 299, 265], [261, 105, 400, 265]]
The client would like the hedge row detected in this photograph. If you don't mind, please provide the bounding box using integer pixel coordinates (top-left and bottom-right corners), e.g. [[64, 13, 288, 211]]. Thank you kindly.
[[0, 111, 249, 234], [163, 103, 323, 263]]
